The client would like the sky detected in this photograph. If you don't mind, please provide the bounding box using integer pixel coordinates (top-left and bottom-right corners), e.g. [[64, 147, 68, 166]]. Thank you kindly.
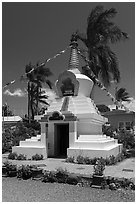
[[2, 2, 135, 116]]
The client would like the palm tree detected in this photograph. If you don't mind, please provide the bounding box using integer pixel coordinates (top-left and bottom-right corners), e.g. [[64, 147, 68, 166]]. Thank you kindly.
[[76, 5, 128, 87], [33, 62, 53, 115], [115, 87, 130, 109], [30, 86, 50, 117], [23, 62, 53, 122]]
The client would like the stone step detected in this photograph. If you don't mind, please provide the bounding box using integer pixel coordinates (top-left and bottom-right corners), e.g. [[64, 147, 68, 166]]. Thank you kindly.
[[78, 135, 108, 140], [74, 139, 116, 149], [78, 137, 111, 141], [12, 146, 46, 159], [20, 141, 42, 147], [31, 136, 39, 140]]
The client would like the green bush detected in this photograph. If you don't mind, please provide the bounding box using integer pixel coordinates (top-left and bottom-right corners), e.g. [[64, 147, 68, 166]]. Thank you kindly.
[[55, 167, 69, 183], [8, 152, 18, 160], [17, 165, 32, 179], [2, 128, 13, 153], [32, 154, 43, 160], [105, 176, 135, 190], [117, 130, 135, 149], [42, 171, 57, 183], [66, 175, 79, 185], [93, 158, 106, 176], [3, 161, 17, 177], [83, 157, 91, 164], [66, 156, 75, 163], [66, 151, 128, 166], [17, 154, 26, 160], [76, 155, 85, 164]]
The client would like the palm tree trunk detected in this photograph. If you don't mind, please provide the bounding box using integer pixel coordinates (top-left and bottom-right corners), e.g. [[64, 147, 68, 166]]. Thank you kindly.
[[36, 83, 39, 115], [30, 100, 34, 121], [28, 81, 31, 123]]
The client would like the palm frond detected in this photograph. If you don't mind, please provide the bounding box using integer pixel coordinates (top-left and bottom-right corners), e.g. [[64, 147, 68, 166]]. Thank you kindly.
[[45, 79, 53, 89], [115, 88, 130, 102], [39, 99, 49, 106], [97, 8, 117, 22], [39, 95, 48, 99]]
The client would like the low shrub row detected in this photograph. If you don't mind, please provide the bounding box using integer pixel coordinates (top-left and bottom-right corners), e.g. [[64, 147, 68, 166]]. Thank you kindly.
[[8, 152, 43, 161], [66, 149, 130, 166], [2, 162, 135, 190]]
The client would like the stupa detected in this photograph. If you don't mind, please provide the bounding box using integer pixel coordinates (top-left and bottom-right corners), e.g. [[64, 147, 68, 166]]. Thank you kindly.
[[12, 35, 123, 159]]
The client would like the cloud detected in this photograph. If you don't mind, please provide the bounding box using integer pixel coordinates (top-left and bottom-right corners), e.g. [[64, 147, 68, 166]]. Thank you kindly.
[[4, 89, 26, 97]]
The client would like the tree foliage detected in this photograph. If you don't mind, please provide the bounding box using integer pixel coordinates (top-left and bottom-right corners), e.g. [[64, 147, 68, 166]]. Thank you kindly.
[[76, 5, 128, 87], [96, 104, 110, 112], [115, 88, 130, 102], [2, 103, 14, 116], [22, 62, 53, 121]]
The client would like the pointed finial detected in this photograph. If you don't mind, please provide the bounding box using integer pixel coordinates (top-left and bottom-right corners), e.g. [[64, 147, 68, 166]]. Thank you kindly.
[[68, 32, 79, 71], [70, 32, 78, 48]]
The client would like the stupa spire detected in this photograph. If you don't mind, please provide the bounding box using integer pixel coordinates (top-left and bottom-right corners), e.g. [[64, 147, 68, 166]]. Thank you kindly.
[[68, 33, 80, 72]]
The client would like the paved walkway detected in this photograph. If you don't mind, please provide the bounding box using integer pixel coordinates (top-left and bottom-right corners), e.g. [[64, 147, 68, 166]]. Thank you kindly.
[[2, 154, 135, 182]]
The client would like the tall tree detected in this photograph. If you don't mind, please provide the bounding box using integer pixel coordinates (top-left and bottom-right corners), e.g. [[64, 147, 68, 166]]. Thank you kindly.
[[33, 62, 52, 115], [76, 5, 128, 87], [23, 62, 53, 122]]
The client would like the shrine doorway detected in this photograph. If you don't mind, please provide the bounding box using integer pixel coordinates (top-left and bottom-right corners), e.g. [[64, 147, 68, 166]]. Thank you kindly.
[[54, 123, 69, 157]]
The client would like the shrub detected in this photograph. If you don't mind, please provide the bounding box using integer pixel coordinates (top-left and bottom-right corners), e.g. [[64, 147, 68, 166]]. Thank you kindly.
[[17, 154, 26, 160], [66, 153, 127, 166], [8, 152, 18, 160], [3, 161, 17, 177], [66, 175, 79, 185], [17, 165, 32, 179], [32, 154, 43, 161], [76, 155, 85, 164], [90, 157, 98, 165], [66, 156, 75, 163], [93, 158, 105, 176], [42, 171, 57, 183], [117, 129, 135, 150], [83, 157, 91, 164], [108, 155, 116, 165], [55, 167, 69, 183], [2, 128, 13, 153]]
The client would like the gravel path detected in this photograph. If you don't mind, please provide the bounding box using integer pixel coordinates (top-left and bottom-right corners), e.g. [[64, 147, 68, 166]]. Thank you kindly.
[[2, 177, 135, 202]]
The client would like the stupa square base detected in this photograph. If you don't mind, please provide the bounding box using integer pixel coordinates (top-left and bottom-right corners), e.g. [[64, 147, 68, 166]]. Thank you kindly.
[[67, 144, 123, 159], [12, 146, 47, 159]]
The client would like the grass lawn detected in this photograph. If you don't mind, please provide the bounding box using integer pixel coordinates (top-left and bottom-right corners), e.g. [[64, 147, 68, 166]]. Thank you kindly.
[[2, 177, 135, 202]]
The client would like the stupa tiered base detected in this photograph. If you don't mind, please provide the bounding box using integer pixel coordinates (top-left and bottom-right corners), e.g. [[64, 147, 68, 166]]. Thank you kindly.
[[12, 134, 47, 159], [12, 36, 123, 159]]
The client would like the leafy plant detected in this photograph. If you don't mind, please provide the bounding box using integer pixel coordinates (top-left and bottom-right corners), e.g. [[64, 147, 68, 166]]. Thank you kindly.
[[66, 175, 79, 185], [32, 153, 43, 160], [17, 154, 26, 160], [3, 161, 17, 177], [66, 156, 75, 163], [76, 155, 85, 164], [93, 158, 105, 176], [83, 157, 92, 164], [42, 171, 57, 183], [8, 152, 18, 160], [117, 129, 135, 150], [55, 167, 69, 183], [17, 165, 32, 179]]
